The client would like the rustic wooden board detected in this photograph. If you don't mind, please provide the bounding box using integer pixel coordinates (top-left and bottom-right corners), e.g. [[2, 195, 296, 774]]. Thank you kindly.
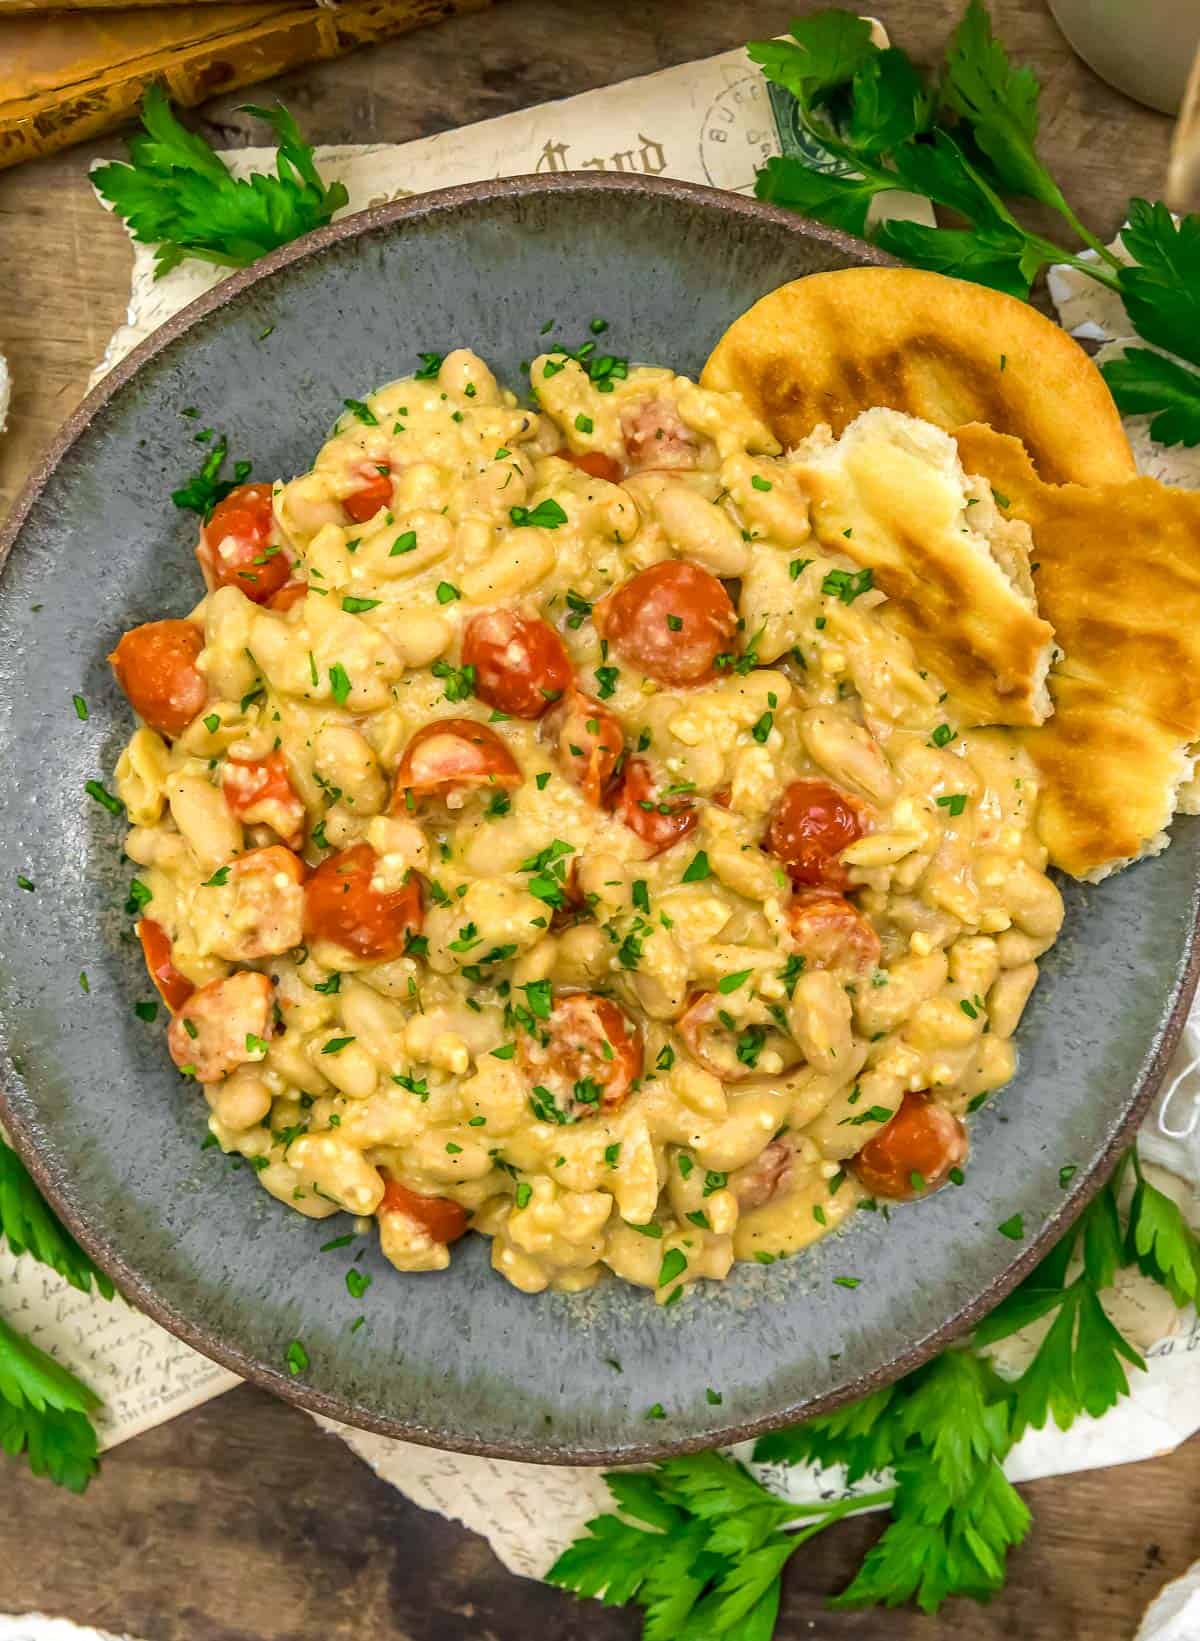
[[0, 2, 1195, 1636]]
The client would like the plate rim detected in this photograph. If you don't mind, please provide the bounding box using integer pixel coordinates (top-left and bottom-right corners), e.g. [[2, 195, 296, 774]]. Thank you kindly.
[[0, 170, 1193, 1464]]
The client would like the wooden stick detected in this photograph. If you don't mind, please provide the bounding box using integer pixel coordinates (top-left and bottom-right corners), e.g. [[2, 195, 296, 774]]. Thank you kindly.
[[1166, 44, 1200, 212]]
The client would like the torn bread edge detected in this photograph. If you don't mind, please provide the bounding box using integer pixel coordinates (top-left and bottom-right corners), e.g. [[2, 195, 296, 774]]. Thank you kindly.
[[786, 407, 1058, 727]]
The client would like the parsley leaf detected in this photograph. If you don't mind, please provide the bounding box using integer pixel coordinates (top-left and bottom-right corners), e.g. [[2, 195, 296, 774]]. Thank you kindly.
[[1101, 348, 1200, 447], [92, 86, 348, 279], [170, 433, 252, 520]]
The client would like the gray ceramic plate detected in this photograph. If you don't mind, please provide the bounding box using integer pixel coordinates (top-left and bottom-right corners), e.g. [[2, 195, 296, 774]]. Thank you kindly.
[[0, 175, 1195, 1463]]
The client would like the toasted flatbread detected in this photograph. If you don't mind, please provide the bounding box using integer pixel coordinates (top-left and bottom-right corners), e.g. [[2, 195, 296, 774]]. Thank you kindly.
[[788, 409, 1056, 727], [702, 269, 1136, 488], [954, 423, 1200, 879]]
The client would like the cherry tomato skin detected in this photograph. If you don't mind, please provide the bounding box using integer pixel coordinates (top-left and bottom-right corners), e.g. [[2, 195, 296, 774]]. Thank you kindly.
[[379, 1176, 469, 1244], [610, 757, 697, 855], [562, 450, 624, 483], [519, 991, 643, 1117], [621, 399, 699, 470], [303, 842, 423, 960], [551, 690, 624, 806], [766, 780, 867, 891], [136, 919, 194, 1013], [462, 610, 573, 719], [343, 465, 393, 523], [268, 580, 308, 612], [198, 483, 290, 603], [595, 560, 736, 687], [221, 752, 307, 848], [787, 890, 881, 979], [108, 619, 208, 738], [392, 719, 522, 807], [852, 1092, 968, 1200]]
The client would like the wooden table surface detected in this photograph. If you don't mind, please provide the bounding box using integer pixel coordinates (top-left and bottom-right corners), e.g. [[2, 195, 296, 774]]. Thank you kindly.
[[0, 1, 1196, 1636]]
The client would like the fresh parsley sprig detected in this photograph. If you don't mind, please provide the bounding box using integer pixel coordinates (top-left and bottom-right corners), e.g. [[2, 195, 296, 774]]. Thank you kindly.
[[93, 84, 348, 278], [550, 1150, 1199, 1629], [750, 3, 1200, 444], [0, 1137, 110, 1491]]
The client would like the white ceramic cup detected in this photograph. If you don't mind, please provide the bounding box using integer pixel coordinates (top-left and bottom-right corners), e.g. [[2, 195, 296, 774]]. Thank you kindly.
[[1048, 0, 1200, 114]]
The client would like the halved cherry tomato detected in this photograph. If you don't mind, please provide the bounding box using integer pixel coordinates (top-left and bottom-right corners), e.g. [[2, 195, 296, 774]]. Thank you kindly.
[[303, 841, 423, 960], [562, 450, 623, 483], [549, 690, 623, 805], [343, 464, 393, 523], [221, 751, 307, 849], [391, 719, 522, 808], [379, 1176, 469, 1244], [766, 779, 867, 892], [609, 757, 697, 855], [167, 970, 274, 1083], [108, 619, 207, 738], [852, 1091, 968, 1200], [621, 399, 699, 470], [594, 560, 736, 687], [136, 918, 193, 1013], [462, 609, 573, 718], [519, 991, 642, 1119], [268, 580, 308, 612], [787, 890, 881, 979], [731, 1138, 795, 1209], [198, 482, 291, 604]]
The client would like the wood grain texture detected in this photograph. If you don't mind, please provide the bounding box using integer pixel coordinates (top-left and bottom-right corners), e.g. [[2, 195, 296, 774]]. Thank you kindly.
[[0, 2, 1195, 1636]]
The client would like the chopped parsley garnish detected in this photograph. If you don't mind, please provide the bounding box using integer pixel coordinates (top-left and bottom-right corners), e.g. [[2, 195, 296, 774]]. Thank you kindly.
[[529, 1085, 575, 1125], [72, 694, 88, 721], [435, 581, 461, 604], [321, 1035, 356, 1055], [285, 1340, 309, 1376], [414, 352, 444, 379], [313, 973, 342, 995], [431, 658, 476, 703], [931, 722, 955, 748], [998, 1214, 1025, 1240], [515, 1182, 533, 1209], [342, 398, 378, 425], [509, 498, 568, 530], [751, 710, 774, 743], [134, 1000, 157, 1022], [390, 530, 417, 556], [717, 969, 753, 995], [594, 665, 619, 699], [328, 663, 352, 704], [750, 474, 773, 492], [604, 1143, 621, 1167], [937, 793, 967, 816], [788, 557, 812, 581], [681, 851, 710, 883], [85, 779, 123, 816], [575, 414, 594, 434], [702, 1170, 727, 1198], [822, 566, 874, 604], [203, 866, 230, 887], [341, 595, 380, 614], [565, 590, 593, 629], [1059, 1165, 1078, 1188], [658, 1249, 687, 1288]]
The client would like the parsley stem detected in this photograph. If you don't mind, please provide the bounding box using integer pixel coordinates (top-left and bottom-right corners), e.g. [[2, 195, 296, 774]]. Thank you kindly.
[[1053, 248, 1123, 294], [1054, 200, 1125, 272], [783, 1487, 896, 1535]]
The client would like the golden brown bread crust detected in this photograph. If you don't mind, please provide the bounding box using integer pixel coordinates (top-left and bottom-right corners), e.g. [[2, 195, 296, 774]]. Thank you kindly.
[[954, 423, 1200, 878], [790, 411, 1055, 728], [702, 268, 1136, 488]]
